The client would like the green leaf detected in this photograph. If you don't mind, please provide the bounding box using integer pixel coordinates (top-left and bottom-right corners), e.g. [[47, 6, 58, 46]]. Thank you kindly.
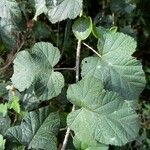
[[0, 134, 5, 150], [32, 21, 51, 40], [72, 16, 92, 40], [0, 0, 21, 20], [33, 0, 48, 20], [47, 0, 83, 23], [11, 42, 64, 101], [0, 0, 22, 49], [6, 106, 60, 150], [73, 135, 108, 150], [67, 77, 140, 146], [0, 103, 8, 117], [0, 19, 17, 50], [110, 26, 118, 33], [92, 25, 109, 39], [33, 0, 83, 23], [0, 115, 11, 135], [21, 87, 40, 110], [13, 145, 25, 150], [85, 147, 108, 150], [110, 0, 135, 15], [92, 25, 117, 39], [9, 96, 20, 114], [0, 83, 8, 97], [81, 32, 146, 99]]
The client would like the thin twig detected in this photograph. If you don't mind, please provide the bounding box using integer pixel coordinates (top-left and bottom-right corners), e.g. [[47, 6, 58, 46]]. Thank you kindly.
[[54, 67, 75, 71], [61, 41, 81, 150], [75, 40, 81, 82], [61, 12, 83, 150], [59, 127, 67, 131], [83, 42, 102, 58], [112, 13, 115, 26], [0, 37, 24, 71]]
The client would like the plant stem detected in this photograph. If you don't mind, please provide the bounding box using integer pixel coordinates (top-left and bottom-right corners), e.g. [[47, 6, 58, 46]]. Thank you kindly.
[[61, 10, 83, 150], [75, 40, 82, 82], [83, 42, 102, 58], [61, 40, 82, 150], [54, 67, 75, 71], [112, 13, 115, 25]]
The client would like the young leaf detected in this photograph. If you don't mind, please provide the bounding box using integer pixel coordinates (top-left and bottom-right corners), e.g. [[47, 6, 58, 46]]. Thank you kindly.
[[11, 42, 64, 101], [92, 25, 117, 39], [9, 96, 20, 114], [47, 0, 83, 23], [92, 25, 110, 39], [81, 32, 146, 99], [67, 77, 140, 146], [6, 106, 60, 150], [72, 16, 92, 40], [0, 134, 5, 150]]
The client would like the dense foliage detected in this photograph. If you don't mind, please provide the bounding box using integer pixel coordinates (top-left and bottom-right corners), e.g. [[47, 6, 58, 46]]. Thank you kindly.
[[0, 0, 150, 150]]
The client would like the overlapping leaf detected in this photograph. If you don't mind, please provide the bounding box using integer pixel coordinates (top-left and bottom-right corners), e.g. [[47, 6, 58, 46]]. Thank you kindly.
[[33, 0, 83, 23], [81, 32, 146, 99], [11, 42, 64, 101], [6, 107, 60, 150], [0, 0, 22, 49], [67, 77, 140, 146], [33, 0, 48, 20], [47, 0, 83, 23]]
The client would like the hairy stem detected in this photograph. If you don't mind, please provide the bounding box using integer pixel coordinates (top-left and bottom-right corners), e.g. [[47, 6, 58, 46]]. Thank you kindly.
[[75, 40, 82, 82], [61, 40, 82, 150], [54, 67, 75, 71], [61, 10, 83, 150], [83, 42, 102, 58]]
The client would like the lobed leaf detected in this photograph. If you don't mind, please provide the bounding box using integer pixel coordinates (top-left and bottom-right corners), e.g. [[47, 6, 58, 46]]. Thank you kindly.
[[11, 42, 64, 101], [6, 107, 60, 150], [47, 0, 83, 23], [67, 77, 140, 146], [81, 32, 146, 99]]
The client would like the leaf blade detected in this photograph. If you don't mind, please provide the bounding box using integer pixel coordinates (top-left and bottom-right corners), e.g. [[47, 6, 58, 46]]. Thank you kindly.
[[67, 77, 140, 146], [81, 32, 146, 99], [6, 107, 60, 150]]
